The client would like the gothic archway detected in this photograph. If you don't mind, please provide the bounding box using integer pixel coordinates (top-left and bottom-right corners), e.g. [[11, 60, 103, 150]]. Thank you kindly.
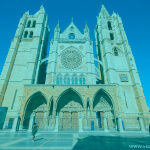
[[56, 88, 83, 131], [93, 89, 116, 130], [23, 92, 47, 129]]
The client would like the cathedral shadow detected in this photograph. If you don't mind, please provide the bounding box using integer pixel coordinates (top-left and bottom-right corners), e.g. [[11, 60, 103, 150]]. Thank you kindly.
[[72, 135, 149, 150]]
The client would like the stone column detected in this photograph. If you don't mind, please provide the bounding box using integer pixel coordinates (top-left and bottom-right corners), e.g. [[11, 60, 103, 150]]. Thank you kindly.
[[89, 100, 93, 117], [84, 110, 88, 129], [54, 116, 59, 132], [138, 116, 145, 131], [103, 116, 109, 132], [53, 109, 56, 117], [18, 116, 23, 130], [48, 115, 52, 127], [117, 116, 124, 132], [44, 111, 49, 129], [87, 108, 90, 128], [11, 114, 20, 132], [52, 109, 56, 126], [27, 113, 35, 132], [69, 112, 72, 129], [52, 100, 56, 127], [79, 113, 83, 132]]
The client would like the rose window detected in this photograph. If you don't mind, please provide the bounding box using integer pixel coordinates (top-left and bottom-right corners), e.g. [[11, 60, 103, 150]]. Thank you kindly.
[[61, 49, 82, 69]]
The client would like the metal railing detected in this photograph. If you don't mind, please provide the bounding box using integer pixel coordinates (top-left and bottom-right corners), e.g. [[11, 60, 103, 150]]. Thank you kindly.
[[122, 117, 140, 131], [143, 117, 150, 131]]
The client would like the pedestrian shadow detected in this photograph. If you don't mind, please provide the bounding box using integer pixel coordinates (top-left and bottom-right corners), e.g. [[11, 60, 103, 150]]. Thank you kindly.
[[34, 138, 44, 141]]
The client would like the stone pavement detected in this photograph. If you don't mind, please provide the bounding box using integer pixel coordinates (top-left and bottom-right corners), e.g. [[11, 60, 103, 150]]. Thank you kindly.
[[0, 131, 149, 150]]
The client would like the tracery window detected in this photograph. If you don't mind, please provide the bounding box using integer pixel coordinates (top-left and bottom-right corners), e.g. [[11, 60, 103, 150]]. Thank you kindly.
[[61, 49, 82, 69], [32, 21, 36, 27], [24, 31, 28, 38], [29, 31, 33, 38], [60, 77, 62, 84], [108, 21, 112, 30], [79, 77, 82, 84], [56, 75, 63, 84], [64, 77, 67, 84], [79, 75, 85, 84], [56, 77, 59, 84], [64, 75, 70, 84], [110, 33, 114, 40], [72, 75, 78, 84], [114, 48, 119, 56], [70, 27, 74, 32], [27, 20, 31, 27], [72, 76, 75, 84], [83, 77, 85, 84], [75, 77, 78, 85], [67, 77, 70, 84]]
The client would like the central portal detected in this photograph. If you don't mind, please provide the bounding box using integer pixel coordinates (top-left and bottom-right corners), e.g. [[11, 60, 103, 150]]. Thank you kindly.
[[56, 88, 83, 131], [61, 111, 79, 131]]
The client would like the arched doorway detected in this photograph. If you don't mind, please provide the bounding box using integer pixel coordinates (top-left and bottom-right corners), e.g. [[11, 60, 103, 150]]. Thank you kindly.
[[23, 92, 47, 129], [56, 88, 83, 131], [93, 89, 116, 131]]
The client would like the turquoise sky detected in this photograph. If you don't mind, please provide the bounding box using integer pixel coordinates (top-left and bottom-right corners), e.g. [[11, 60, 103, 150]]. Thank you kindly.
[[0, 0, 150, 108]]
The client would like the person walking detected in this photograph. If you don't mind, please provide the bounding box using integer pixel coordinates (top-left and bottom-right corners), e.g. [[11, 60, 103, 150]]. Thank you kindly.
[[32, 122, 38, 141]]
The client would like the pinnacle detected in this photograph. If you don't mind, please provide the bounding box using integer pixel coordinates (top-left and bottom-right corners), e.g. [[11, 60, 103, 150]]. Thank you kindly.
[[40, 5, 44, 9], [99, 4, 110, 17]]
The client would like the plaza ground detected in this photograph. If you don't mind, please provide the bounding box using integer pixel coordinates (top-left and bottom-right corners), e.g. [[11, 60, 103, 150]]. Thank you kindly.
[[0, 131, 150, 150]]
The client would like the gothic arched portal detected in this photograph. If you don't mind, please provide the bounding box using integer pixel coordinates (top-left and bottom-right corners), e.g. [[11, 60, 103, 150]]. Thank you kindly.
[[56, 88, 83, 131], [93, 89, 116, 130], [23, 92, 47, 129]]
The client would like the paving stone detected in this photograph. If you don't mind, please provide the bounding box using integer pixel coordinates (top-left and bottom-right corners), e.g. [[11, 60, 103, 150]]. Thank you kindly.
[[0, 132, 150, 150]]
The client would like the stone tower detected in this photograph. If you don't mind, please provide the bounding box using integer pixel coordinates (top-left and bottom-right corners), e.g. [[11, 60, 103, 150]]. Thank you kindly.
[[95, 4, 148, 115], [0, 6, 50, 114]]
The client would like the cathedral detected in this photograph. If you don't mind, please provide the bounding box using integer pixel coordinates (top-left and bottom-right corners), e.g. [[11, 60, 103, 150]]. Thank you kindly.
[[0, 4, 149, 132]]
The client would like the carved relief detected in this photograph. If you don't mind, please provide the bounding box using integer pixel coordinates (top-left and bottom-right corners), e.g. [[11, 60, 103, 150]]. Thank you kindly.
[[94, 97, 111, 111], [61, 100, 82, 112]]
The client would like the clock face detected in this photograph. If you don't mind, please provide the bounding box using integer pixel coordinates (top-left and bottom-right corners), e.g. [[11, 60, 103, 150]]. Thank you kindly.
[[120, 74, 128, 82], [61, 49, 82, 69]]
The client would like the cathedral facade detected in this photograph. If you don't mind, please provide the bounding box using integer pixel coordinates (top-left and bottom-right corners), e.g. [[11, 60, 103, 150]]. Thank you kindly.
[[0, 5, 149, 132]]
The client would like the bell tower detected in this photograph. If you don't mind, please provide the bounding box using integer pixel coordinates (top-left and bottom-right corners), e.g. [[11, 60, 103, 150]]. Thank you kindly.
[[95, 4, 148, 114], [0, 6, 50, 109]]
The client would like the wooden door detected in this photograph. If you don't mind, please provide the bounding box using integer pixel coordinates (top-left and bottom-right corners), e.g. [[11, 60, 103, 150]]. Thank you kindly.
[[62, 112, 70, 130], [71, 112, 78, 130]]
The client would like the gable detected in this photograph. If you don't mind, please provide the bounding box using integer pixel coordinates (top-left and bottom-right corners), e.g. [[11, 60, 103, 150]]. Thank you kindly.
[[60, 21, 83, 39]]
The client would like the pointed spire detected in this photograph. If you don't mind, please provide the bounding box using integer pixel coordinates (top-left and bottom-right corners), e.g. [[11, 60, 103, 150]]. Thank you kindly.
[[84, 22, 90, 40], [71, 17, 74, 22], [40, 5, 44, 9], [84, 22, 89, 33], [54, 21, 60, 32], [99, 4, 110, 17], [25, 11, 29, 15], [39, 5, 45, 13]]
